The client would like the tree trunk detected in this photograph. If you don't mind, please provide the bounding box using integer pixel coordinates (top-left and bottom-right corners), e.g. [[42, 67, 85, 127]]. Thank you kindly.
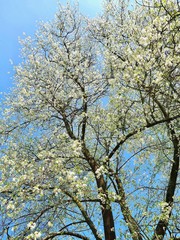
[[115, 175, 143, 240], [153, 132, 179, 240], [97, 175, 116, 240], [82, 143, 116, 240], [102, 207, 116, 240]]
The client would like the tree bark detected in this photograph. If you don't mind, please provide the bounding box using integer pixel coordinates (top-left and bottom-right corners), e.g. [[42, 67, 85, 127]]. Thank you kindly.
[[153, 131, 179, 240], [82, 143, 116, 240], [97, 176, 116, 240], [115, 175, 143, 240]]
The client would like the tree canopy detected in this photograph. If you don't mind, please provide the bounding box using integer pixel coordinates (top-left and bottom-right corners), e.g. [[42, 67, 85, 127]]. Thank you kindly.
[[0, 0, 179, 239]]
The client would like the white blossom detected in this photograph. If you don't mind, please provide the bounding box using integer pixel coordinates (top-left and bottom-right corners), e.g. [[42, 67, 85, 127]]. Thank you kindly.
[[27, 222, 36, 230]]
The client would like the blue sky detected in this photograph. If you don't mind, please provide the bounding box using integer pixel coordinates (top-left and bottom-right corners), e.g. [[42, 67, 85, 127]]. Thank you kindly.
[[0, 0, 102, 95]]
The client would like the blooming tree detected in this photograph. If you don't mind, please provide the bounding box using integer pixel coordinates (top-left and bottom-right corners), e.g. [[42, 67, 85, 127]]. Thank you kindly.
[[0, 1, 179, 240]]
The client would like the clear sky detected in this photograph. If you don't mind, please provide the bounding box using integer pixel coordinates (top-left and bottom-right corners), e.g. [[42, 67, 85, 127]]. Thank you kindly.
[[0, 0, 102, 95]]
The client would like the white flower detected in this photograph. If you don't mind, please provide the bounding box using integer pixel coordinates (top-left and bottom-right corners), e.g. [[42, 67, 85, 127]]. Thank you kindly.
[[139, 36, 149, 47], [165, 58, 173, 67], [34, 231, 41, 239], [98, 192, 107, 204], [95, 166, 107, 179], [108, 78, 116, 85], [48, 221, 53, 227], [7, 202, 15, 210], [72, 140, 82, 156], [25, 232, 41, 240], [27, 221, 36, 230], [160, 202, 168, 209]]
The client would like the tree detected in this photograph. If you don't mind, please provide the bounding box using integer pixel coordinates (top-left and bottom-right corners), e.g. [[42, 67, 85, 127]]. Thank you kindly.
[[0, 1, 179, 239]]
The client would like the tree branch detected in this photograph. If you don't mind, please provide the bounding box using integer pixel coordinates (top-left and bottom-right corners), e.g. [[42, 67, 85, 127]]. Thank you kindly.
[[108, 115, 180, 159], [42, 231, 90, 240]]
